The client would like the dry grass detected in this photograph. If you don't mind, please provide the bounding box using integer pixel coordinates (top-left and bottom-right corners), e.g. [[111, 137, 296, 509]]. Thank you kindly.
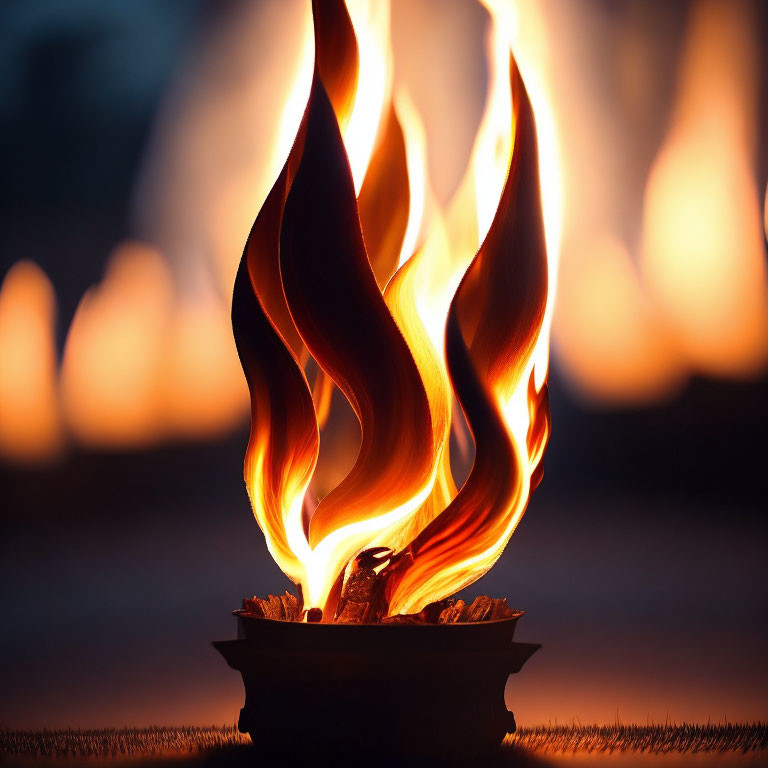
[[1, 723, 765, 761], [507, 722, 768, 754], [0, 726, 248, 761]]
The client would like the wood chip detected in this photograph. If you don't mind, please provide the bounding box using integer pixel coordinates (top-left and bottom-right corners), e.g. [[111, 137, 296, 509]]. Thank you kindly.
[[467, 595, 516, 622], [241, 589, 303, 621], [241, 596, 265, 618], [438, 599, 468, 624], [241, 588, 518, 624], [283, 591, 302, 621], [333, 548, 389, 623], [335, 600, 370, 623]]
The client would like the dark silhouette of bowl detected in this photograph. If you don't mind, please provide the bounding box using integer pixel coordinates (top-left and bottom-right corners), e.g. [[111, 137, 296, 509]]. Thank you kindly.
[[214, 611, 539, 757]]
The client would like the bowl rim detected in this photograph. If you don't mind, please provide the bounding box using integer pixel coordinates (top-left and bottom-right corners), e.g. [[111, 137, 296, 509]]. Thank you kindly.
[[233, 608, 525, 628]]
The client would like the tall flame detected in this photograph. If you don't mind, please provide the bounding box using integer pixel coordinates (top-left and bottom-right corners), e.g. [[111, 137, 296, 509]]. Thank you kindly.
[[233, 0, 551, 615]]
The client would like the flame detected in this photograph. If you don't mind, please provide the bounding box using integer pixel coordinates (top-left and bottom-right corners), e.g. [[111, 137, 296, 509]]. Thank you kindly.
[[62, 241, 248, 447], [497, 0, 563, 392], [640, 0, 768, 376], [554, 234, 682, 403], [473, 0, 516, 246], [378, 106, 457, 555], [393, 91, 427, 270], [385, 59, 550, 615], [161, 293, 249, 439], [535, 0, 768, 401], [133, 0, 317, 300], [343, 0, 393, 193], [234, 0, 551, 616], [0, 262, 62, 462], [61, 243, 175, 447], [5, 0, 757, 468]]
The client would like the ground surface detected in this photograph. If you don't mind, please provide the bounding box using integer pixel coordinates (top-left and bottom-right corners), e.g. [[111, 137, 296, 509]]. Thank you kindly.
[[2, 724, 767, 766]]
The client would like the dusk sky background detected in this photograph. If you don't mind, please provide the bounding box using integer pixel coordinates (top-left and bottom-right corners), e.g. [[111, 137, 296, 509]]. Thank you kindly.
[[1, 0, 767, 730]]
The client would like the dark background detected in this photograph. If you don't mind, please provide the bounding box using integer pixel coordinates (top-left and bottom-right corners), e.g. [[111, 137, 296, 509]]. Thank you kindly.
[[1, 0, 767, 728]]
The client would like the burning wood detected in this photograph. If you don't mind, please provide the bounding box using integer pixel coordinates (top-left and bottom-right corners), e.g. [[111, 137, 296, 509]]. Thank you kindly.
[[332, 547, 388, 622], [218, 4, 549, 752], [241, 555, 521, 624], [222, 577, 538, 753], [379, 597, 520, 625], [241, 590, 303, 622], [239, 593, 518, 624]]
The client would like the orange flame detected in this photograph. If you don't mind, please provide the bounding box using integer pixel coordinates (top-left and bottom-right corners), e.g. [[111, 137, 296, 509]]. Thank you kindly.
[[539, 0, 768, 401], [233, 0, 551, 615], [62, 241, 247, 447], [61, 243, 174, 447], [0, 262, 62, 462], [640, 0, 768, 377]]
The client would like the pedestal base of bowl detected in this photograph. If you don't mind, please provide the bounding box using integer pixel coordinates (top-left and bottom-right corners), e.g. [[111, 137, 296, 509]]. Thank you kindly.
[[214, 613, 539, 757]]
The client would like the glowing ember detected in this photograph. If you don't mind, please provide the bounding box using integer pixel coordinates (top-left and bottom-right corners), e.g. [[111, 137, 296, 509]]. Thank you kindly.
[[232, 0, 551, 618]]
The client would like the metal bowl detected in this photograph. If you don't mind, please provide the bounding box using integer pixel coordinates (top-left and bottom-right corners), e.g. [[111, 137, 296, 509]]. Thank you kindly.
[[214, 611, 539, 757]]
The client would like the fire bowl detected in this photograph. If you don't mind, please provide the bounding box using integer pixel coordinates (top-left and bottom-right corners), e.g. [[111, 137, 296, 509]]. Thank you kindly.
[[214, 611, 539, 757]]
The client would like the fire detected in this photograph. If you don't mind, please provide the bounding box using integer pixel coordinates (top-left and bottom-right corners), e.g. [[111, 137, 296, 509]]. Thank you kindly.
[[554, 235, 682, 403], [344, 0, 393, 193], [234, 0, 551, 616], [3, 1, 765, 465], [62, 241, 247, 447], [640, 0, 768, 377], [0, 262, 62, 462], [61, 243, 174, 447], [541, 0, 768, 401]]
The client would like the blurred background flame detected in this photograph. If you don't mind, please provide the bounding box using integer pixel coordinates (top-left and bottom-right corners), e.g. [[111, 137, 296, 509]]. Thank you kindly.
[[1, 0, 766, 461], [0, 261, 62, 461], [1, 0, 767, 730], [640, 0, 768, 379]]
